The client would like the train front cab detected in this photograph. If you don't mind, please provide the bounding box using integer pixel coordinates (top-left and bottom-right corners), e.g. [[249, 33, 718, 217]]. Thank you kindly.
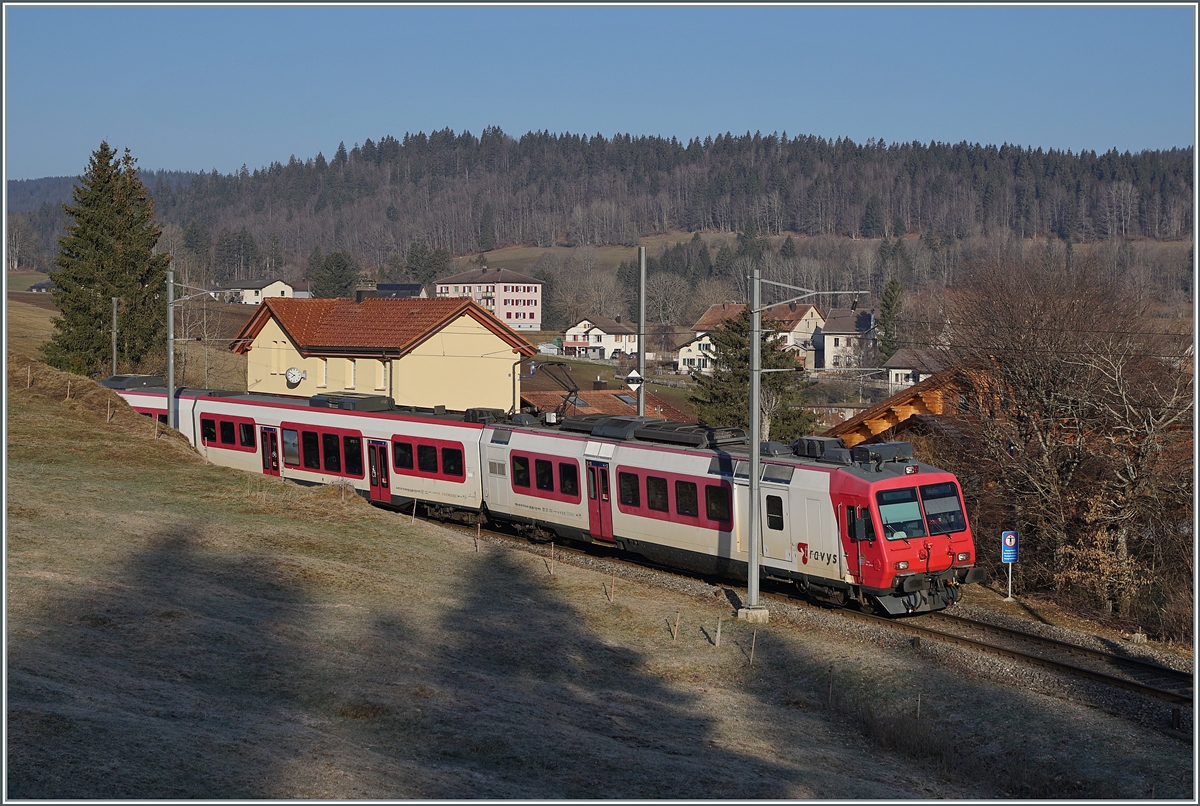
[[836, 467, 986, 615]]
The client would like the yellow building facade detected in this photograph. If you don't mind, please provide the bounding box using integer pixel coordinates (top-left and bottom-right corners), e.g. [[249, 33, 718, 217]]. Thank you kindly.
[[232, 297, 536, 413]]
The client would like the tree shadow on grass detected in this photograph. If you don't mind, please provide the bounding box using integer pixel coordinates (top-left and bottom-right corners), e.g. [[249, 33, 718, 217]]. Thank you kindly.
[[6, 524, 327, 799], [329, 550, 822, 799]]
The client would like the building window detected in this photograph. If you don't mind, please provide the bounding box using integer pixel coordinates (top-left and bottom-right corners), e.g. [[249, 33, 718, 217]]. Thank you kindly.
[[347, 359, 356, 389], [834, 337, 840, 347]]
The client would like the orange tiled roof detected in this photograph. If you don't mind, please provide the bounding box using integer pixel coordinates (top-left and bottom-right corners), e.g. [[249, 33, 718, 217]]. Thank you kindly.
[[231, 297, 536, 357], [521, 389, 691, 422]]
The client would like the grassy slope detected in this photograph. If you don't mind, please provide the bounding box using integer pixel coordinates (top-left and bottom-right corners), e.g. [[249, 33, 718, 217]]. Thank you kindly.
[[6, 355, 1192, 799]]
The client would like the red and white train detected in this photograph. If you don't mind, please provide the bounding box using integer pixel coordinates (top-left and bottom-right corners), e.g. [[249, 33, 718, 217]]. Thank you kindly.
[[109, 376, 985, 614]]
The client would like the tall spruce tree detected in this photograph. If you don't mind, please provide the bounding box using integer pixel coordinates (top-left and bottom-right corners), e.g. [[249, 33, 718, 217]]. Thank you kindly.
[[44, 142, 170, 375], [878, 276, 903, 359], [688, 308, 817, 443], [310, 251, 360, 297]]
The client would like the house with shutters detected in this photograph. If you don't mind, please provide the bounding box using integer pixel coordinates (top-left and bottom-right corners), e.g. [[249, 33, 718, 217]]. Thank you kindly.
[[229, 296, 537, 412], [434, 266, 542, 330], [679, 301, 825, 374], [817, 308, 878, 369], [562, 315, 641, 360]]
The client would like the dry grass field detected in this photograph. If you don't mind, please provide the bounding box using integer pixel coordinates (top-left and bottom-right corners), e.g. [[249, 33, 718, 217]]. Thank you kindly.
[[5, 354, 1192, 799]]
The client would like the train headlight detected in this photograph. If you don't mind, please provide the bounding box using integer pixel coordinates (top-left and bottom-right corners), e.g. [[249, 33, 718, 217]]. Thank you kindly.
[[956, 552, 970, 563], [904, 465, 918, 475], [894, 561, 909, 570]]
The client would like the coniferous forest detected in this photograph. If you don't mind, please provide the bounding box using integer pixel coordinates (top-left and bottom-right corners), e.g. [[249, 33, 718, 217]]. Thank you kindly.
[[7, 128, 1193, 306]]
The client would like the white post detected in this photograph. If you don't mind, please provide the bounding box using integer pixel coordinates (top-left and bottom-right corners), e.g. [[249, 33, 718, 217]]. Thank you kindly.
[[739, 261, 768, 623], [637, 245, 646, 417], [166, 264, 175, 430]]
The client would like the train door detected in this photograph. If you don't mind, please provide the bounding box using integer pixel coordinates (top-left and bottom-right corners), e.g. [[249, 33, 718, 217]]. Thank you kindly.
[[760, 486, 793, 561], [586, 460, 614, 541], [367, 440, 390, 502], [841, 503, 862, 583], [260, 427, 280, 476]]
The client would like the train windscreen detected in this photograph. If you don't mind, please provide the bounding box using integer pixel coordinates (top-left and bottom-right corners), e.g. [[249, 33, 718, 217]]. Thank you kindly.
[[919, 482, 967, 535], [875, 488, 927, 541]]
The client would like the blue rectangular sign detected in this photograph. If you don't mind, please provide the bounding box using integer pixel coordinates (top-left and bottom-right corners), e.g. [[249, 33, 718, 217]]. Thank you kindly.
[[1001, 531, 1019, 563]]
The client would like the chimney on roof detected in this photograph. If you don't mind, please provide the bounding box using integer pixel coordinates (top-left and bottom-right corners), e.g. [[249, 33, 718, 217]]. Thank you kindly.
[[593, 378, 608, 390], [614, 314, 622, 324], [355, 279, 377, 304]]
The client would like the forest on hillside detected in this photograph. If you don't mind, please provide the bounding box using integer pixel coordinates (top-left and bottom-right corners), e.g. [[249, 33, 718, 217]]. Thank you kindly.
[[7, 128, 1193, 328]]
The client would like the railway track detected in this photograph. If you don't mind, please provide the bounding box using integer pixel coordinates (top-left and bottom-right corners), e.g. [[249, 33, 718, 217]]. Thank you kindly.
[[426, 512, 1194, 709]]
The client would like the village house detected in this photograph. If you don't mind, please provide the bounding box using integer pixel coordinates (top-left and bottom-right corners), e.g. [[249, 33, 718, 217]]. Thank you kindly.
[[434, 266, 542, 331], [562, 315, 640, 360], [229, 295, 537, 412], [218, 278, 296, 305], [882, 348, 946, 395], [817, 307, 878, 369], [679, 301, 825, 374]]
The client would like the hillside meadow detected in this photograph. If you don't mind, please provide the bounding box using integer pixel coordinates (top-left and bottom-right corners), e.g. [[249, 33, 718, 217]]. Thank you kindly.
[[4, 354, 1192, 799]]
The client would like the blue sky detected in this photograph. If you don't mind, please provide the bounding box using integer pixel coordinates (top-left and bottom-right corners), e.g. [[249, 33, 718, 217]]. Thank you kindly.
[[3, 4, 1196, 181]]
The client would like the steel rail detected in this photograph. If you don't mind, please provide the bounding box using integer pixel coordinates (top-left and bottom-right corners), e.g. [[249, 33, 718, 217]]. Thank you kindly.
[[409, 510, 1194, 707]]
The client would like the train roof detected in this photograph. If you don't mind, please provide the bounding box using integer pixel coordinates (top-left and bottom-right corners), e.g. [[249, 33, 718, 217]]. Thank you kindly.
[[132, 384, 945, 483]]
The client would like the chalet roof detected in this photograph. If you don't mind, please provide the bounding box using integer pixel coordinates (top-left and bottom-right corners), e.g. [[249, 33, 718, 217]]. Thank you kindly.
[[692, 301, 824, 333], [435, 266, 540, 286], [821, 308, 875, 336], [822, 369, 956, 447], [521, 389, 691, 422], [883, 348, 947, 373], [229, 296, 537, 358]]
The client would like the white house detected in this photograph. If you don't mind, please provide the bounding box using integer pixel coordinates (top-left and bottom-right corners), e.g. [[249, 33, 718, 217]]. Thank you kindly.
[[817, 308, 878, 369], [882, 348, 945, 394], [435, 266, 542, 331], [681, 302, 824, 375], [219, 278, 296, 305], [563, 315, 639, 360], [676, 333, 716, 374]]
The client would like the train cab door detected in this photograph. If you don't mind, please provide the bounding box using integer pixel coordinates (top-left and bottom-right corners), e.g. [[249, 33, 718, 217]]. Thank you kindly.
[[586, 460, 614, 541], [367, 440, 390, 502], [841, 503, 862, 584], [260, 427, 280, 477]]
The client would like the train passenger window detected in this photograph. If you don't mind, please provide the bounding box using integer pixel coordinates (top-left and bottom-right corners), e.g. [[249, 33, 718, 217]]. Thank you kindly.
[[766, 495, 784, 531], [618, 472, 640, 507], [512, 455, 531, 487], [239, 422, 256, 448], [762, 464, 794, 483], [302, 431, 321, 469], [675, 481, 699, 517], [393, 441, 414, 470], [200, 418, 217, 443], [705, 485, 731, 522], [343, 436, 363, 477], [646, 476, 669, 512], [417, 445, 438, 474], [282, 429, 300, 466], [559, 463, 579, 497], [322, 432, 342, 473], [219, 420, 236, 445], [535, 459, 554, 491], [442, 447, 464, 477]]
